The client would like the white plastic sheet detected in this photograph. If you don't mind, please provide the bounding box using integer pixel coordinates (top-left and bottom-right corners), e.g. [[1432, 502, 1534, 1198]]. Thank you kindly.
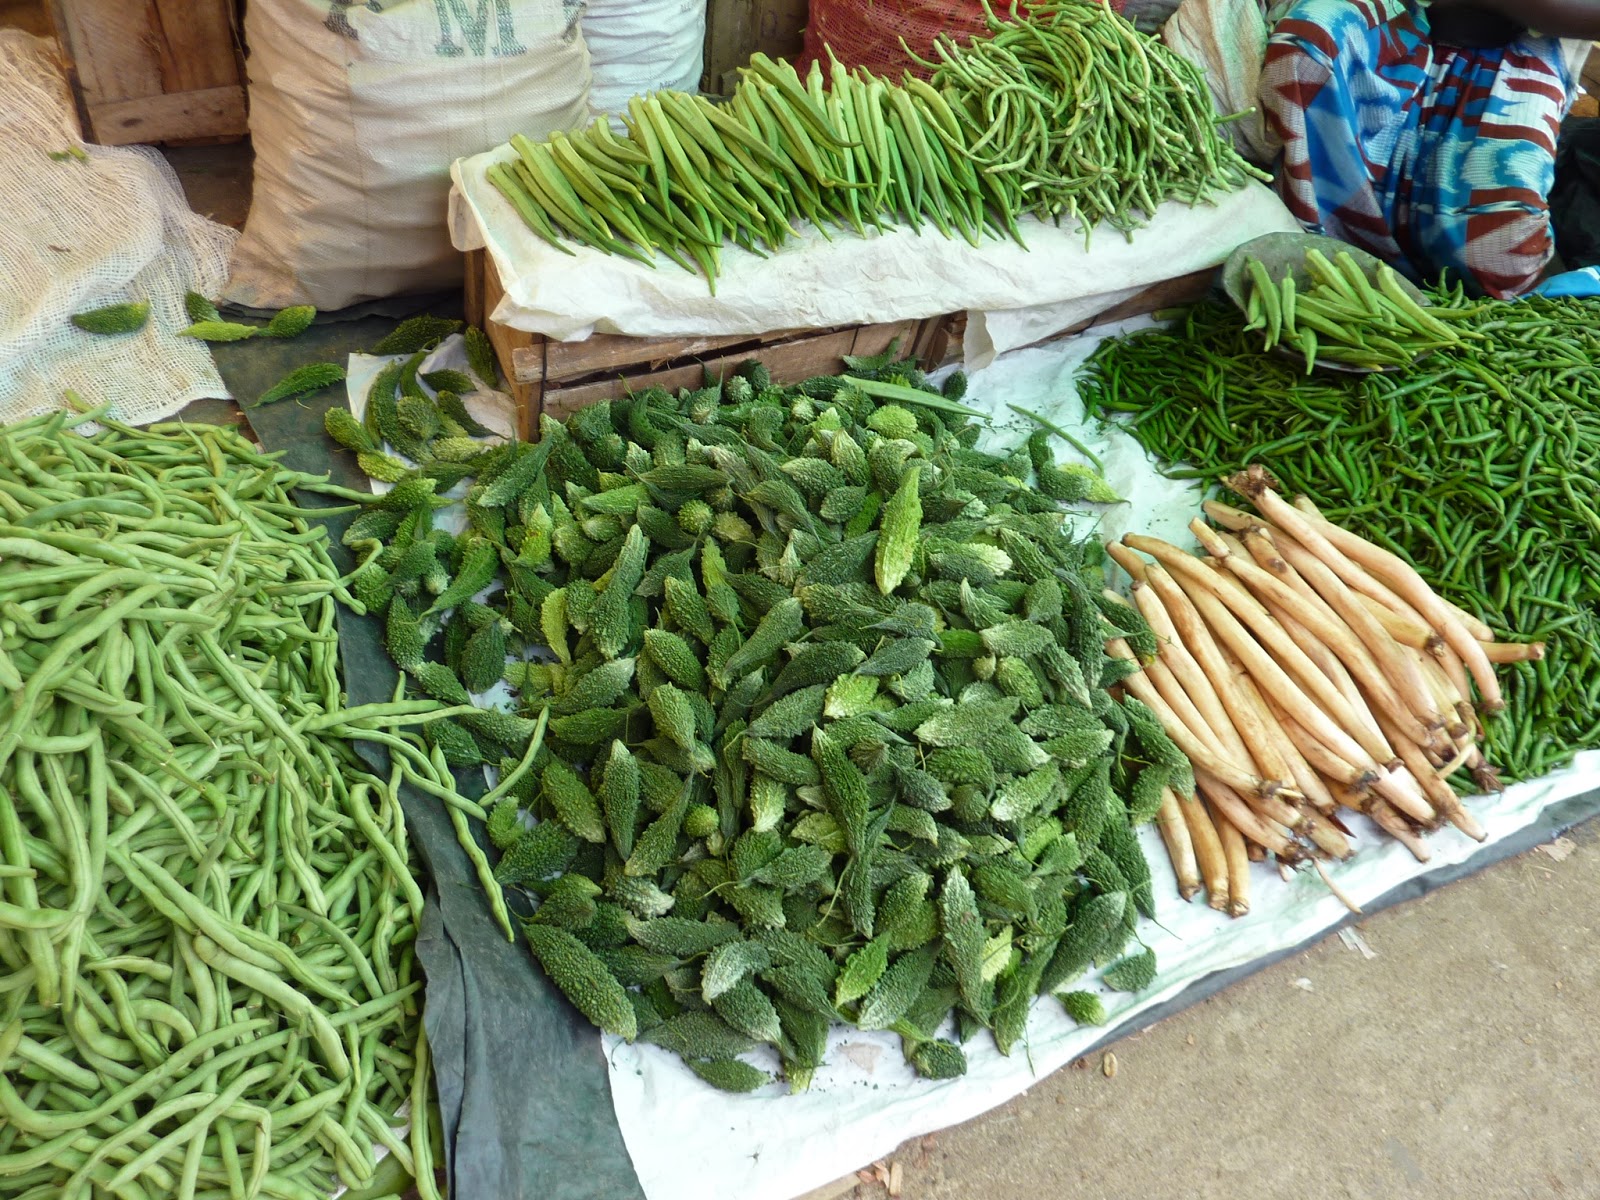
[[448, 144, 1300, 365], [601, 330, 1600, 1200]]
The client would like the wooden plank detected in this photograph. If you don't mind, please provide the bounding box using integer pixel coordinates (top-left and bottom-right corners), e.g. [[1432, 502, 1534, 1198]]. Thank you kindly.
[[149, 0, 240, 96], [520, 315, 927, 396], [846, 319, 920, 363], [535, 325, 814, 385], [463, 249, 488, 330], [912, 313, 956, 367], [1094, 268, 1213, 323], [543, 328, 860, 422], [1581, 41, 1600, 93], [52, 0, 163, 107], [472, 251, 542, 439], [48, 0, 243, 145], [36, 1, 91, 138], [87, 85, 247, 146]]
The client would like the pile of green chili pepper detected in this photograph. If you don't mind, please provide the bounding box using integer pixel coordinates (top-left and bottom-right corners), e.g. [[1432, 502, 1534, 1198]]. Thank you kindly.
[[1079, 291, 1600, 783], [0, 407, 473, 1200]]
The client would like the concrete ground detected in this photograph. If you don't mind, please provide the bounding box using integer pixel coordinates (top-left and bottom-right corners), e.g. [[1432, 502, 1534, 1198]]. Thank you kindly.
[[5, 6, 1599, 1197]]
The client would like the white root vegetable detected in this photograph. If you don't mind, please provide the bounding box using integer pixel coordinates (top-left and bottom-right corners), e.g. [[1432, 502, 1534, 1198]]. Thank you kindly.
[[1271, 601, 1387, 744], [1227, 661, 1341, 816], [1201, 500, 1259, 534], [1466, 747, 1504, 793], [1119, 495, 1519, 880], [1431, 642, 1478, 735], [1197, 774, 1299, 861], [1267, 499, 1440, 632], [1372, 712, 1487, 842], [1267, 530, 1448, 748], [1135, 547, 1399, 780], [1156, 787, 1202, 902], [1130, 532, 1390, 762], [1144, 573, 1304, 794], [1194, 521, 1435, 749], [1106, 637, 1284, 799], [1175, 788, 1230, 912], [1130, 581, 1255, 766], [1412, 649, 1470, 742], [1271, 488, 1504, 711], [1480, 641, 1546, 664], [1444, 598, 1496, 642], [1105, 540, 1149, 584], [1206, 531, 1376, 734], [1313, 859, 1362, 915], [1354, 591, 1441, 653], [1208, 794, 1251, 917], [1266, 697, 1438, 826], [1143, 655, 1254, 773], [1361, 794, 1433, 863]]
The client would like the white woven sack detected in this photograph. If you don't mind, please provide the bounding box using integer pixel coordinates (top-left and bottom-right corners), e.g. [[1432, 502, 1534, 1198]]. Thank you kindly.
[[582, 0, 705, 116], [1162, 0, 1280, 165], [227, 0, 592, 312], [0, 32, 236, 423]]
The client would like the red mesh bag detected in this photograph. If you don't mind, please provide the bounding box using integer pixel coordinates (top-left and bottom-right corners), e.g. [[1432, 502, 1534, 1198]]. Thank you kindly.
[[796, 1, 1132, 82], [796, 0, 994, 81]]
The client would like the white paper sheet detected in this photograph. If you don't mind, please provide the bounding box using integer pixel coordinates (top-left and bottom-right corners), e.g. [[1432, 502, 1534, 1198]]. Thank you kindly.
[[447, 145, 1299, 362], [601, 332, 1600, 1200]]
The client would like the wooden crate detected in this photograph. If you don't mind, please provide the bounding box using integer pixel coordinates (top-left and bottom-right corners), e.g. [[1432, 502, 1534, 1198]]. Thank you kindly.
[[463, 248, 1212, 438], [44, 0, 247, 146], [464, 248, 952, 440]]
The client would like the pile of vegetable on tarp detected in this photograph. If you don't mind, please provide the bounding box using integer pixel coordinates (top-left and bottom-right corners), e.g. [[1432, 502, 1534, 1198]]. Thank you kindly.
[[327, 343, 1194, 1090], [0, 406, 459, 1200], [488, 0, 1266, 286], [1080, 288, 1600, 784]]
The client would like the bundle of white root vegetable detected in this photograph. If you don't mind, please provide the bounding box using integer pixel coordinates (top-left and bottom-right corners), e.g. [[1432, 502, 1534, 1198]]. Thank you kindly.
[[1104, 467, 1545, 917]]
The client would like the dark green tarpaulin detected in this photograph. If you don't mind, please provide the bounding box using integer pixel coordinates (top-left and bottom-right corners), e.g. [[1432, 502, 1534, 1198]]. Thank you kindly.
[[211, 312, 647, 1200]]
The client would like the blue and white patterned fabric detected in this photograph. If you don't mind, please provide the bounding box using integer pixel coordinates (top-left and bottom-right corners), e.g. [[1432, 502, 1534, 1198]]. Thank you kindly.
[[1260, 0, 1574, 297]]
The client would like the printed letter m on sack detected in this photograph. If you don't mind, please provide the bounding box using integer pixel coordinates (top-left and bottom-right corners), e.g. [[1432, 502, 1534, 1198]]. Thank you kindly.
[[433, 0, 527, 56]]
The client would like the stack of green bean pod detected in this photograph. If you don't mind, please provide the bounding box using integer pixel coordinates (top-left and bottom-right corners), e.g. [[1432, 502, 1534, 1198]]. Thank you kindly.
[[1240, 249, 1470, 372], [925, 0, 1265, 233], [1078, 291, 1600, 783], [0, 408, 471, 1200], [487, 1, 1262, 286]]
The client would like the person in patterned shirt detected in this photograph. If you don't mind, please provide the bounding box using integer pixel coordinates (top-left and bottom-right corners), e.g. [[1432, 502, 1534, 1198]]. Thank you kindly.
[[1259, 0, 1598, 296]]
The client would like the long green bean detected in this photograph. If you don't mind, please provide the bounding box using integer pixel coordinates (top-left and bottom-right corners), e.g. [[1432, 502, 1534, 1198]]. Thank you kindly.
[[0, 409, 473, 1200]]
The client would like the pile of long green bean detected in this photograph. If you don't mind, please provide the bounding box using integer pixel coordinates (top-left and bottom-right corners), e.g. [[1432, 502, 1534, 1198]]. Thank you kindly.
[[1079, 293, 1600, 783], [0, 408, 473, 1200], [925, 1, 1265, 232], [489, 2, 1262, 285]]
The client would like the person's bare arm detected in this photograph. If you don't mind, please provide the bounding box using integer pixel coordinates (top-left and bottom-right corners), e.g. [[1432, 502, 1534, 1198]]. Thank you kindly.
[[1434, 0, 1600, 39]]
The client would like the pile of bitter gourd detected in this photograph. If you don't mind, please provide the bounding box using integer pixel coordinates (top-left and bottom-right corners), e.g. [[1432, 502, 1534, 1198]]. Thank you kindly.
[[0, 408, 456, 1200], [328, 352, 1183, 1090], [489, 1, 1264, 285]]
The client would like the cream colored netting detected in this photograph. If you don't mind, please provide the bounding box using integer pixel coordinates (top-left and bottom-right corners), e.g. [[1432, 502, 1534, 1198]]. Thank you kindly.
[[0, 32, 237, 421]]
